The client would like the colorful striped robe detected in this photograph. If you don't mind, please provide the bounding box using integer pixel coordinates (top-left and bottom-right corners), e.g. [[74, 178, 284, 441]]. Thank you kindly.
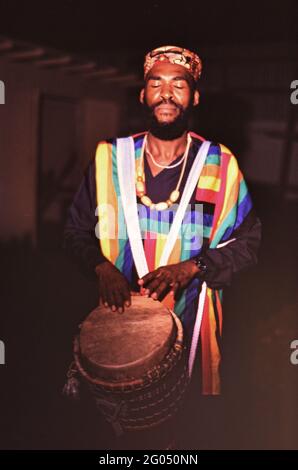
[[94, 131, 253, 394]]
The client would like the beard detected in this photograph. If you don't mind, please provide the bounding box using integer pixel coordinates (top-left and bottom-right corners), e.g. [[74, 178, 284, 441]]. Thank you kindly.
[[143, 97, 193, 141]]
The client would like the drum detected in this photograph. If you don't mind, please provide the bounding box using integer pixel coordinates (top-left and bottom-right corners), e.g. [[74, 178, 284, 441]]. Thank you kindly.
[[72, 295, 189, 442]]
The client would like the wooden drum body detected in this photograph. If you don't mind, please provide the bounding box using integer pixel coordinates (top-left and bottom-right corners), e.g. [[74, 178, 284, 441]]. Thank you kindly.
[[74, 296, 189, 437]]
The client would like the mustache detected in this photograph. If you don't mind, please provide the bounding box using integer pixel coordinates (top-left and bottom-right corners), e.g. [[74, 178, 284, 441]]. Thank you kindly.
[[150, 99, 184, 112]]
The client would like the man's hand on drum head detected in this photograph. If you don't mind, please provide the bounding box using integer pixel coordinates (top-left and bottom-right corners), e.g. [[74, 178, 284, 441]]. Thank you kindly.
[[138, 260, 200, 301], [95, 261, 131, 313]]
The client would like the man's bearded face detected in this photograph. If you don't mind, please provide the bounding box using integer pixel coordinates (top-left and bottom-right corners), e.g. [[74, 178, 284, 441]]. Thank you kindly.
[[141, 62, 197, 140]]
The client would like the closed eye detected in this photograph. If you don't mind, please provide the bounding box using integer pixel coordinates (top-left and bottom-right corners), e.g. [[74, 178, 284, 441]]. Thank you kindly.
[[173, 79, 186, 89]]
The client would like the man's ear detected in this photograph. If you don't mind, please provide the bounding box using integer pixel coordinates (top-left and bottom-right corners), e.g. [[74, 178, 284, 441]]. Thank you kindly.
[[193, 90, 200, 107], [139, 88, 145, 104]]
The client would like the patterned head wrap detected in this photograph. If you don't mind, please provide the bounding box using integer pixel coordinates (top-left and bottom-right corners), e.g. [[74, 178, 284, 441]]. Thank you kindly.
[[144, 45, 202, 81]]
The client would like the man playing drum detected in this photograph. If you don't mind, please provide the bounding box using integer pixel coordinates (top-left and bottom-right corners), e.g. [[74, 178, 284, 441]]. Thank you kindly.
[[64, 45, 261, 413]]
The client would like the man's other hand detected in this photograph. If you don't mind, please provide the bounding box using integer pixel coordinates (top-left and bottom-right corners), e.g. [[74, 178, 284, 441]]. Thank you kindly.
[[95, 261, 132, 313], [137, 260, 199, 301]]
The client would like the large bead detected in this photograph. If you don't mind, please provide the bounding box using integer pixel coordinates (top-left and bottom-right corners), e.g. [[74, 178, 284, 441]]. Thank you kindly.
[[169, 190, 180, 202], [155, 201, 169, 211], [137, 166, 144, 178], [136, 181, 145, 193], [141, 195, 152, 207]]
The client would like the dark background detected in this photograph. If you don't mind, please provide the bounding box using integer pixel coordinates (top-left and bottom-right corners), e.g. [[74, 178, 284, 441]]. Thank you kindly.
[[0, 0, 297, 450]]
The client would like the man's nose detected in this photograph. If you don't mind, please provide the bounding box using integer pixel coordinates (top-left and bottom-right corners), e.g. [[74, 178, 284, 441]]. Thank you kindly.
[[160, 84, 173, 100]]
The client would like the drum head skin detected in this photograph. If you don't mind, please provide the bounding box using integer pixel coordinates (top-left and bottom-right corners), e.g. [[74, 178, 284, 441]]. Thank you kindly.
[[79, 296, 176, 381]]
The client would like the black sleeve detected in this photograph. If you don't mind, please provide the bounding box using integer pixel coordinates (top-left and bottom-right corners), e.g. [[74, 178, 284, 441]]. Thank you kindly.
[[63, 159, 109, 278], [197, 208, 261, 289]]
